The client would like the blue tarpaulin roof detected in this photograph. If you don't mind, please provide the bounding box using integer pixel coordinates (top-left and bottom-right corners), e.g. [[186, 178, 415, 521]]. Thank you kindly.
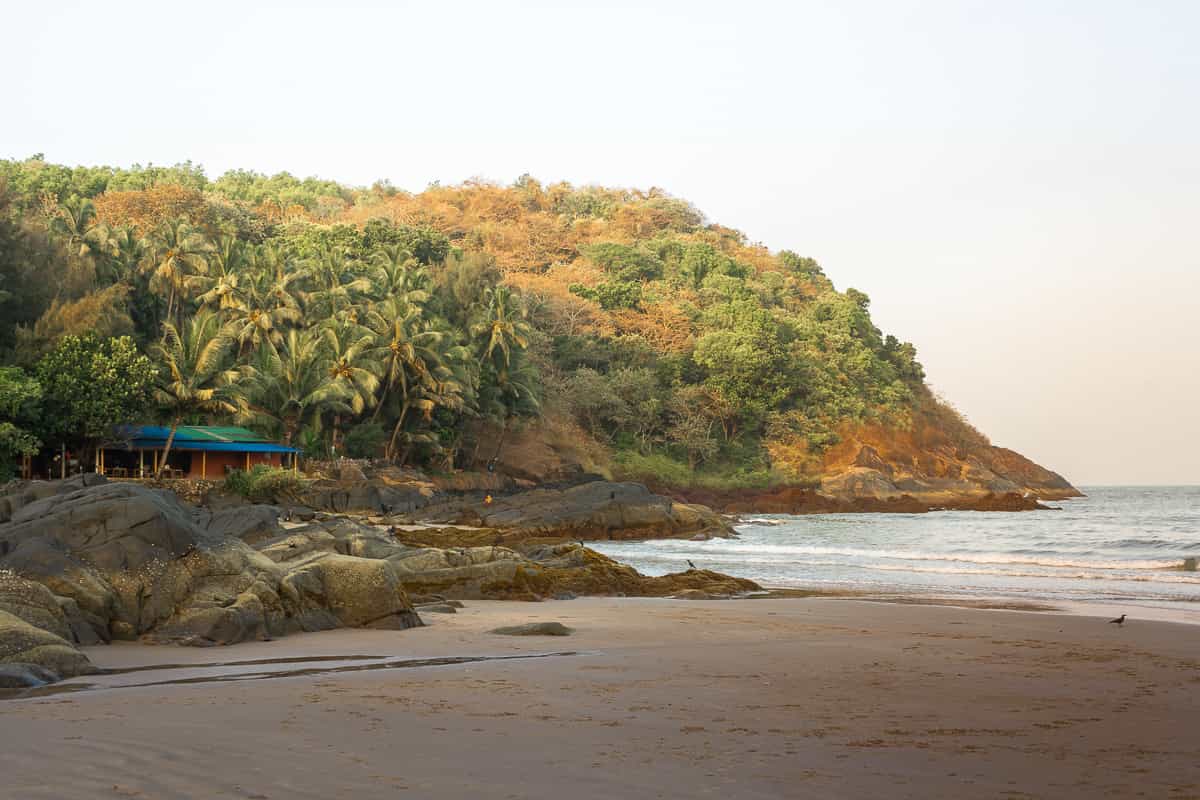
[[113, 425, 297, 453]]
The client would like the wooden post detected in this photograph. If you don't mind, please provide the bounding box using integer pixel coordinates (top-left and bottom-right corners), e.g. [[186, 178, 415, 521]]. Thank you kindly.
[[202, 451, 207, 479], [153, 450, 159, 474], [245, 452, 250, 471], [99, 449, 104, 476], [61, 445, 66, 479], [139, 449, 144, 478]]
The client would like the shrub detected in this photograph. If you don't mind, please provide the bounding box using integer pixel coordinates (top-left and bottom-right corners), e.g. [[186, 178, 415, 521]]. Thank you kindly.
[[613, 450, 692, 488], [343, 422, 386, 459], [224, 465, 308, 503]]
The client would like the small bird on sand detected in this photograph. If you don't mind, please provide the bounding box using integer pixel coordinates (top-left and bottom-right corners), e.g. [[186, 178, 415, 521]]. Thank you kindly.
[[687, 559, 697, 570], [1109, 614, 1127, 626]]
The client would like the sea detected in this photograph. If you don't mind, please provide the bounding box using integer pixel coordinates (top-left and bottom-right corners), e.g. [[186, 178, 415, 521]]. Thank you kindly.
[[590, 486, 1200, 621]]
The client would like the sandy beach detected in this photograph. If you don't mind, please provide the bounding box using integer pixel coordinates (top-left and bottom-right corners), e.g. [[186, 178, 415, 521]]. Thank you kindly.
[[2, 597, 1198, 799]]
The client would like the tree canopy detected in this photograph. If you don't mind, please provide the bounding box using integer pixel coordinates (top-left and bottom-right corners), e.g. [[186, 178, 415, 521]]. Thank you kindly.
[[0, 155, 944, 486]]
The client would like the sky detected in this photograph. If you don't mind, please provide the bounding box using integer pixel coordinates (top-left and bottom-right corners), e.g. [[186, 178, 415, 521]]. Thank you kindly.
[[4, 0, 1197, 484]]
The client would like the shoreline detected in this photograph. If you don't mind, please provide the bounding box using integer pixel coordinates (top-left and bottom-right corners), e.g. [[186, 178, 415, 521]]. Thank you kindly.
[[753, 586, 1200, 624], [3, 596, 1198, 798]]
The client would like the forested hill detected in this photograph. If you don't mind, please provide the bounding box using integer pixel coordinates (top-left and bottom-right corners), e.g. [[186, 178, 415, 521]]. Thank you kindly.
[[0, 155, 1077, 501]]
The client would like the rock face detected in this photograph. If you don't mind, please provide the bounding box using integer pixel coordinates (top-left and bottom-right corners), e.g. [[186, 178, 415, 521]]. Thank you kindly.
[[0, 609, 95, 679], [0, 478, 422, 676], [402, 480, 732, 543], [0, 662, 62, 689], [813, 423, 1082, 503], [672, 486, 1056, 515], [490, 622, 573, 636], [0, 481, 197, 571], [0, 476, 757, 687]]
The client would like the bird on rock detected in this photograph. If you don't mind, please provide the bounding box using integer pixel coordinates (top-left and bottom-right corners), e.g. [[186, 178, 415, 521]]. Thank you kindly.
[[687, 559, 697, 570]]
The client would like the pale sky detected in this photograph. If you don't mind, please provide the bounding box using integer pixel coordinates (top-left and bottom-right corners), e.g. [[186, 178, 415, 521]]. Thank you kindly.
[[5, 1, 1198, 485]]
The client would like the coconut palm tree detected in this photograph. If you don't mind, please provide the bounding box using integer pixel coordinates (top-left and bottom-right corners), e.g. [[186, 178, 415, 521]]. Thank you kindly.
[[193, 234, 249, 314], [364, 297, 441, 420], [471, 285, 532, 371], [385, 352, 470, 464], [142, 220, 213, 328], [237, 329, 355, 448], [321, 319, 381, 453], [101, 225, 145, 285], [369, 244, 429, 305], [323, 319, 380, 414], [229, 246, 305, 356], [52, 196, 105, 258], [152, 312, 241, 477], [303, 246, 372, 319]]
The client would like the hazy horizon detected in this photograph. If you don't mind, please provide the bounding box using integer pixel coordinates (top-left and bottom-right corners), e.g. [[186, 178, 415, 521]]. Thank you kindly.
[[5, 1, 1197, 485]]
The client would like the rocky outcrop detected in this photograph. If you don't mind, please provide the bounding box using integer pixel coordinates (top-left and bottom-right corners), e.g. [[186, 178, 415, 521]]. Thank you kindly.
[[0, 609, 95, 679], [296, 479, 433, 514], [0, 480, 422, 666], [0, 481, 199, 572], [670, 486, 1054, 515], [254, 516, 759, 602], [401, 481, 731, 543], [809, 421, 1082, 503], [0, 477, 757, 688], [491, 622, 573, 636]]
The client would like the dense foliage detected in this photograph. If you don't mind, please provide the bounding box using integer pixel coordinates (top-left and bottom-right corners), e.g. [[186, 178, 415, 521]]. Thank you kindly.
[[0, 154, 933, 484]]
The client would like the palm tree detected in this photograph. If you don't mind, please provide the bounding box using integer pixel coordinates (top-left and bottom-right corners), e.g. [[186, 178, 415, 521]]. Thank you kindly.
[[468, 287, 538, 469], [101, 225, 145, 285], [193, 234, 249, 314], [364, 297, 439, 419], [322, 320, 380, 413], [322, 319, 381, 453], [471, 285, 533, 371], [385, 351, 470, 463], [369, 244, 429, 304], [229, 246, 304, 356], [237, 329, 355, 447], [152, 312, 241, 477], [142, 220, 213, 328], [303, 246, 372, 318], [52, 196, 105, 258], [361, 293, 476, 462]]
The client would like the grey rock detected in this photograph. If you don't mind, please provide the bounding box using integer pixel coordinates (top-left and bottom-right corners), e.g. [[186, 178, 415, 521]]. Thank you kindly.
[[416, 603, 458, 614], [0, 481, 422, 648], [1, 482, 200, 571], [0, 662, 61, 688], [197, 505, 283, 546], [458, 481, 731, 541], [0, 609, 95, 677], [0, 573, 72, 641], [490, 622, 573, 636]]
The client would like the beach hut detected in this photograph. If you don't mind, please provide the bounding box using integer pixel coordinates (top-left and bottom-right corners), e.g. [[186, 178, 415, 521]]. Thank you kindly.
[[99, 425, 299, 479]]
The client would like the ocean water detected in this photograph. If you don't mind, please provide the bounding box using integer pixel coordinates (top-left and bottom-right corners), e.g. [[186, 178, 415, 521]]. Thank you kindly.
[[590, 486, 1200, 615]]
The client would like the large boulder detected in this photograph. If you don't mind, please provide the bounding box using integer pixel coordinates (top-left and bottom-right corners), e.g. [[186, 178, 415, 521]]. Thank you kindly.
[[387, 546, 524, 599], [280, 554, 421, 630], [0, 573, 72, 641], [0, 539, 118, 644], [299, 480, 429, 514], [193, 505, 283, 546], [0, 482, 200, 571], [0, 481, 422, 651], [0, 473, 108, 524], [0, 662, 62, 689], [454, 481, 732, 542], [0, 609, 95, 678]]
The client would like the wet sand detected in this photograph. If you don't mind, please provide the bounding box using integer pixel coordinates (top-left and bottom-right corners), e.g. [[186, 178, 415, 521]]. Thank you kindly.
[[2, 598, 1198, 799]]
